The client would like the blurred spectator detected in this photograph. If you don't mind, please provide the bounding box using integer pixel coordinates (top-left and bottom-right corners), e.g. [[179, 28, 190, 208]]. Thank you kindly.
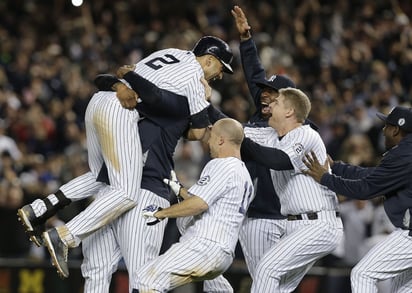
[[338, 133, 377, 166], [0, 1, 412, 283], [0, 119, 22, 168], [339, 199, 374, 266]]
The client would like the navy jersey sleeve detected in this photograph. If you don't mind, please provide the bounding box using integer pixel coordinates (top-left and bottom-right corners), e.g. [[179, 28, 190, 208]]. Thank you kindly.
[[94, 72, 193, 118], [94, 73, 161, 105], [321, 152, 411, 200], [331, 162, 375, 179], [241, 137, 293, 170], [207, 104, 228, 123], [240, 39, 265, 107], [190, 107, 211, 129], [94, 74, 119, 91]]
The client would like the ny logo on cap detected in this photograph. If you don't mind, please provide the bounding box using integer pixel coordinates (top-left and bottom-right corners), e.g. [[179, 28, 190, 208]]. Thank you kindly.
[[269, 75, 277, 82]]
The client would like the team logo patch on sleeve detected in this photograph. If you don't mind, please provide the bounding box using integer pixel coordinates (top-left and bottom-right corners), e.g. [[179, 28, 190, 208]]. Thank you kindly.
[[196, 175, 210, 186], [293, 143, 304, 155]]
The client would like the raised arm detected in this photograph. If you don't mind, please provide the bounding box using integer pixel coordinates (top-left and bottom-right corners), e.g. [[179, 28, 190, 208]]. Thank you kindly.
[[232, 5, 265, 106]]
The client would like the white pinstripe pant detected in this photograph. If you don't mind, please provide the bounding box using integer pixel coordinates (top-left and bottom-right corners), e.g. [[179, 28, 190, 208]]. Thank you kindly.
[[177, 218, 234, 293], [136, 237, 233, 293], [81, 189, 169, 293], [251, 211, 343, 293], [351, 228, 412, 293], [238, 217, 286, 279], [65, 91, 143, 243]]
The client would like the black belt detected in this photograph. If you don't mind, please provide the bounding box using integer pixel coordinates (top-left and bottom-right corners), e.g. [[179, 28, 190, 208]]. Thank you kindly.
[[287, 211, 340, 221]]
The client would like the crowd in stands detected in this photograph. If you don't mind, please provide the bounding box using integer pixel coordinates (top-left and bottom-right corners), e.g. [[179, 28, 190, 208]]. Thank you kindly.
[[1, 0, 411, 281]]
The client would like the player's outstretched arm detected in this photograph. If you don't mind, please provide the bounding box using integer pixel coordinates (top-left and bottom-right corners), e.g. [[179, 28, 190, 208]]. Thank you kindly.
[[155, 195, 208, 219], [231, 5, 251, 41], [142, 195, 208, 225]]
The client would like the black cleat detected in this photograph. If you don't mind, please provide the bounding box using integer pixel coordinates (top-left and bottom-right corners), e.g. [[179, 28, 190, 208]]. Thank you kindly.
[[43, 228, 69, 279], [17, 205, 45, 247]]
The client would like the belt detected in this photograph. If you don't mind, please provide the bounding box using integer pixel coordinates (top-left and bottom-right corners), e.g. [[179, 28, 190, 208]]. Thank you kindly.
[[287, 211, 340, 221]]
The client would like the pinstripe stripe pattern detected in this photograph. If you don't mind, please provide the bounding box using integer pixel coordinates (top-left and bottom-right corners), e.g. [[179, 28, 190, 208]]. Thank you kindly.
[[251, 216, 343, 292], [182, 157, 254, 253], [351, 228, 412, 293], [243, 126, 275, 145], [203, 275, 234, 293], [238, 217, 286, 279], [136, 157, 253, 292], [65, 91, 143, 242], [246, 125, 339, 215], [81, 189, 169, 293], [245, 124, 343, 292], [134, 48, 209, 115], [138, 238, 233, 292], [59, 172, 105, 201], [30, 171, 106, 216]]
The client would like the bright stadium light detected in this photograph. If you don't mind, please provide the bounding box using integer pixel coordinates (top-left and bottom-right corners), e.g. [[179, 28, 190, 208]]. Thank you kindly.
[[71, 0, 83, 7]]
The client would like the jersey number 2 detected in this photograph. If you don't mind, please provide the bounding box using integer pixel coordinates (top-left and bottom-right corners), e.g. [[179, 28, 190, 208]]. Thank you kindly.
[[145, 54, 180, 70]]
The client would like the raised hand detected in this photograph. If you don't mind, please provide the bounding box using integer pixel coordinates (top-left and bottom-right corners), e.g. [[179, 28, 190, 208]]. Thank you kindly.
[[231, 5, 251, 40]]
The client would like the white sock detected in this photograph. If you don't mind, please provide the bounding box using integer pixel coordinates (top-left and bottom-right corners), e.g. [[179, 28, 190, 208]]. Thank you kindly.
[[31, 194, 58, 217], [31, 199, 47, 217], [48, 194, 59, 205]]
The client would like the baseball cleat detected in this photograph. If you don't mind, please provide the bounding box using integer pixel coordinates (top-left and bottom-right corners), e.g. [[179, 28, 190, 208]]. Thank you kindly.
[[43, 228, 69, 279], [17, 205, 45, 247]]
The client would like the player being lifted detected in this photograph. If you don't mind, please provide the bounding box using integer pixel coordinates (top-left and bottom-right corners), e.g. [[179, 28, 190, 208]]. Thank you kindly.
[[17, 35, 234, 279]]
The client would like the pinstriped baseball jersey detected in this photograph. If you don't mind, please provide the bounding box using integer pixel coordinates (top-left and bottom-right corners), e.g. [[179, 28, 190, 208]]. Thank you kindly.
[[83, 84, 202, 292], [136, 156, 253, 292], [181, 157, 254, 254], [246, 125, 339, 215], [134, 48, 209, 115], [245, 123, 343, 293]]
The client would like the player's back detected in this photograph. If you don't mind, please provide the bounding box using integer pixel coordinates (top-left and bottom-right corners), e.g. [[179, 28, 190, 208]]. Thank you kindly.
[[183, 157, 254, 254], [135, 48, 208, 115]]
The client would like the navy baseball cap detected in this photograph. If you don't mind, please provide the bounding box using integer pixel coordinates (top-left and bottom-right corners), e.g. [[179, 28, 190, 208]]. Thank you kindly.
[[256, 75, 296, 91], [376, 106, 412, 132]]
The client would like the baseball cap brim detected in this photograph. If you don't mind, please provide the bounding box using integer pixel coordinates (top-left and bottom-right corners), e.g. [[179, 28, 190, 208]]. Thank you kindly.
[[221, 61, 233, 74], [376, 112, 389, 123]]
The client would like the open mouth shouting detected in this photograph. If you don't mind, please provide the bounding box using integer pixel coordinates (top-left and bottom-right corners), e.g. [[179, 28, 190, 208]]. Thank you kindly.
[[261, 103, 271, 115]]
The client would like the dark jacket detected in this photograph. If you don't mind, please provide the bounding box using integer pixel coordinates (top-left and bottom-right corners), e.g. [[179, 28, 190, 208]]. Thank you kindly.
[[240, 38, 284, 219], [321, 133, 412, 234]]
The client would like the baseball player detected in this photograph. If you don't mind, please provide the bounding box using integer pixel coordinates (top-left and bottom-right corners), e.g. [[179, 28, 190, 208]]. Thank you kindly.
[[231, 5, 293, 280], [17, 36, 232, 282], [18, 36, 233, 277], [133, 118, 254, 293], [81, 72, 207, 293], [19, 83, 144, 279], [303, 106, 412, 293], [240, 88, 343, 292]]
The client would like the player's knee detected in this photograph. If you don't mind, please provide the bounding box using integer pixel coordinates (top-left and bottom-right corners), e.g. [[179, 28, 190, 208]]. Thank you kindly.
[[116, 197, 137, 213]]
